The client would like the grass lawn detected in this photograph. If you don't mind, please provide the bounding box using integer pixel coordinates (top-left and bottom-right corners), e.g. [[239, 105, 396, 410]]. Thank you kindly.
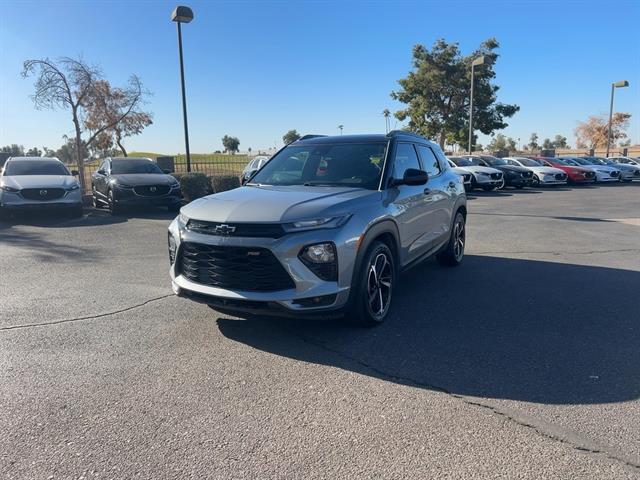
[[129, 151, 249, 164]]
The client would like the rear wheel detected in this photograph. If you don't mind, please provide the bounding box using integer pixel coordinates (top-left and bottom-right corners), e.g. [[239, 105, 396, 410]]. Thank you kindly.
[[350, 241, 396, 327], [437, 212, 466, 267]]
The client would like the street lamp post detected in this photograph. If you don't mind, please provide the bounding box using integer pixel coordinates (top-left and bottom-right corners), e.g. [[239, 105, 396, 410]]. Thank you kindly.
[[606, 80, 629, 157], [468, 56, 485, 154], [171, 5, 194, 172]]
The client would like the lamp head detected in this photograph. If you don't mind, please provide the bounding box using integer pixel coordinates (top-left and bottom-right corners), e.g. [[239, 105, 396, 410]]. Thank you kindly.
[[171, 6, 194, 23]]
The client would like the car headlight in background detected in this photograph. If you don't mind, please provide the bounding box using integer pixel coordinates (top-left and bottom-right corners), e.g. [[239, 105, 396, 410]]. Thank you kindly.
[[283, 215, 351, 232], [109, 179, 133, 188], [66, 184, 80, 191], [0, 185, 19, 192], [298, 242, 337, 281]]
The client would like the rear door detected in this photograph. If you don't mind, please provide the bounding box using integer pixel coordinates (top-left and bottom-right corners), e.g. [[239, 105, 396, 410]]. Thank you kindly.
[[417, 144, 454, 248]]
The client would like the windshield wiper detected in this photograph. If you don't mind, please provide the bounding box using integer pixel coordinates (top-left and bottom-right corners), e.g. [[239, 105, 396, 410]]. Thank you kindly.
[[303, 181, 348, 187]]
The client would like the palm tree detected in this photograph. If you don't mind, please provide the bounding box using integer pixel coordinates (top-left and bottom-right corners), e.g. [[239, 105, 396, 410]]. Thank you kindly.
[[382, 109, 391, 133], [337, 124, 344, 135]]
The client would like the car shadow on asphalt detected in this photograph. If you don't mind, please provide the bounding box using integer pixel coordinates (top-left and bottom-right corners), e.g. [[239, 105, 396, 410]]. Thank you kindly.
[[216, 255, 640, 405]]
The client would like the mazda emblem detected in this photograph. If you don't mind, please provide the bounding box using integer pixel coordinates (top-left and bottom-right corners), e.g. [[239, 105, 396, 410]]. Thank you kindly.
[[150, 186, 157, 192], [39, 189, 48, 196], [213, 224, 236, 235]]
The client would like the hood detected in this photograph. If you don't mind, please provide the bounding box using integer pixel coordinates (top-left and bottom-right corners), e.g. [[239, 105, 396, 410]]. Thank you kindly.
[[458, 165, 502, 175], [1, 175, 79, 190], [182, 185, 381, 223], [527, 166, 565, 175], [111, 173, 174, 186], [580, 164, 618, 173], [610, 163, 638, 172], [491, 164, 530, 173]]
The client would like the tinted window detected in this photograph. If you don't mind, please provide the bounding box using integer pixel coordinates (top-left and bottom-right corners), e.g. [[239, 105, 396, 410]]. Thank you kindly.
[[250, 142, 386, 189], [111, 159, 163, 174], [392, 143, 421, 179], [417, 145, 442, 176], [4, 160, 70, 176]]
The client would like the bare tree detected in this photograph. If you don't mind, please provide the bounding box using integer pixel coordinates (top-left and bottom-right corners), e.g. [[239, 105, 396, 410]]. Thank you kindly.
[[574, 113, 631, 149], [22, 57, 150, 189]]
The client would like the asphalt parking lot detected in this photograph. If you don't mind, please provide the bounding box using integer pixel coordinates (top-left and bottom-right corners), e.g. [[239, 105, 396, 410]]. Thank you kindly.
[[1, 183, 639, 479]]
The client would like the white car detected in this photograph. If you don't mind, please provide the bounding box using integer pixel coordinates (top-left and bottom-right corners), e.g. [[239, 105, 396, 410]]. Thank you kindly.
[[0, 157, 83, 218], [241, 155, 270, 181], [447, 160, 472, 191], [503, 157, 567, 186], [560, 157, 620, 183], [448, 156, 504, 191], [605, 157, 640, 181]]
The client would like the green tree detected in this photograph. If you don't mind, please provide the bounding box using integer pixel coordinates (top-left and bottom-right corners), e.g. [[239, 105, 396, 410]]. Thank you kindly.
[[487, 134, 517, 152], [391, 38, 519, 149], [282, 129, 301, 145], [527, 133, 539, 151], [1, 144, 25, 156], [542, 138, 553, 150], [552, 134, 568, 149], [25, 146, 42, 156], [222, 135, 240, 154]]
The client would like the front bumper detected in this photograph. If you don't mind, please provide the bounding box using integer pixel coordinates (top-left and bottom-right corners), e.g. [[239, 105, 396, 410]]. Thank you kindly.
[[505, 176, 533, 187], [168, 217, 363, 316], [112, 186, 182, 207], [0, 189, 82, 211]]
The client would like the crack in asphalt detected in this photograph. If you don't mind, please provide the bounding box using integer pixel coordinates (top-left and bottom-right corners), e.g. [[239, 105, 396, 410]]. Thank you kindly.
[[472, 248, 640, 256], [286, 330, 640, 472], [0, 294, 175, 331]]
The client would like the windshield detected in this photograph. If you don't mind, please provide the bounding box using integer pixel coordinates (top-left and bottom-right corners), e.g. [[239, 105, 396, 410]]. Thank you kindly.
[[249, 142, 387, 189], [482, 157, 507, 166], [516, 158, 541, 167], [561, 158, 581, 166], [460, 157, 486, 166], [588, 158, 606, 165], [571, 158, 592, 166], [111, 159, 163, 175], [549, 158, 567, 165], [450, 157, 473, 167], [4, 160, 70, 176]]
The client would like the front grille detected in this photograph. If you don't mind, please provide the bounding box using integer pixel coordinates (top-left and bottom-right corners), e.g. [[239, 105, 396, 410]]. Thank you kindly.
[[186, 220, 286, 238], [555, 173, 566, 180], [20, 188, 65, 201], [178, 242, 295, 292], [490, 173, 502, 180], [133, 185, 170, 196]]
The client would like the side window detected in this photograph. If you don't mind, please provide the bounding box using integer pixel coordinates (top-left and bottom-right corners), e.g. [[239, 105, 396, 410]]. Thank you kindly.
[[392, 143, 421, 179], [100, 160, 109, 173], [417, 145, 442, 176]]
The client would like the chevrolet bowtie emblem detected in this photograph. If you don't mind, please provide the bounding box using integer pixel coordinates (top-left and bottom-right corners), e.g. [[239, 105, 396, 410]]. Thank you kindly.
[[213, 224, 236, 235]]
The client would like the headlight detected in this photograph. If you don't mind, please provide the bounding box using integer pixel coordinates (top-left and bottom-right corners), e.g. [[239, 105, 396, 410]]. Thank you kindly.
[[178, 212, 188, 225], [66, 184, 80, 191], [477, 172, 489, 176], [110, 179, 133, 188], [0, 185, 19, 192], [283, 215, 351, 232], [299, 242, 337, 281], [168, 233, 177, 265]]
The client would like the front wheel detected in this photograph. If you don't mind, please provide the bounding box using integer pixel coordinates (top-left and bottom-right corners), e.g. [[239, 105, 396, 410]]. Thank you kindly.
[[437, 212, 466, 267], [350, 241, 396, 327], [532, 175, 540, 187], [108, 189, 121, 215]]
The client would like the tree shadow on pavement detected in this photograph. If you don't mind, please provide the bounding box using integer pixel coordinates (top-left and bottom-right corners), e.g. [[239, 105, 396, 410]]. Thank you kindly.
[[216, 255, 640, 405]]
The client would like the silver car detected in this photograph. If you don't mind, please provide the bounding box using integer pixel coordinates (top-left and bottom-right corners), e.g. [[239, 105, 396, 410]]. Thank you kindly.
[[0, 157, 83, 218], [168, 132, 467, 326]]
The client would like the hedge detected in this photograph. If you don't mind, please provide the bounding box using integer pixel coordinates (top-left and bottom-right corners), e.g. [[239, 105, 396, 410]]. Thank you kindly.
[[171, 172, 241, 202]]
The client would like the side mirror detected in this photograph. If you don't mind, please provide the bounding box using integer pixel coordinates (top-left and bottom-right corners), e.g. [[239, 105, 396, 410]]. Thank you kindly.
[[97, 169, 106, 175], [392, 168, 429, 187], [241, 169, 257, 185], [71, 170, 79, 176]]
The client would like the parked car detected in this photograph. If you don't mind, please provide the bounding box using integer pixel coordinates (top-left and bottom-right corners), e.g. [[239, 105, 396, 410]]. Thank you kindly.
[[533, 157, 595, 184], [602, 158, 640, 182], [559, 156, 620, 183], [168, 131, 467, 326], [448, 156, 504, 191], [461, 155, 533, 189], [91, 157, 182, 215], [241, 155, 270, 183], [0, 156, 82, 218], [503, 157, 567, 186], [447, 159, 472, 191], [608, 156, 640, 167]]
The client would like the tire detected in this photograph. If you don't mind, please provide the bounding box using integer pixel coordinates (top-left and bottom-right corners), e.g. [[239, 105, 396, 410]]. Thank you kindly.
[[470, 176, 478, 191], [350, 241, 396, 327], [532, 175, 540, 187], [496, 177, 506, 190], [107, 189, 121, 215], [437, 212, 466, 267]]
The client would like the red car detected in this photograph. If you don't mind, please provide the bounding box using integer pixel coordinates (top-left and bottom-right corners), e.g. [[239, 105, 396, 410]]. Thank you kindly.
[[531, 157, 596, 184]]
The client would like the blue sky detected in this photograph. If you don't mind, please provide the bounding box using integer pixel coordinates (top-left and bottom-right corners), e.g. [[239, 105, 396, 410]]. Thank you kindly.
[[1, 0, 639, 154]]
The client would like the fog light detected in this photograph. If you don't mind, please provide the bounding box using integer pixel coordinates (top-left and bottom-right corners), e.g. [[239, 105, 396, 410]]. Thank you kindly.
[[299, 242, 337, 281], [168, 233, 177, 264]]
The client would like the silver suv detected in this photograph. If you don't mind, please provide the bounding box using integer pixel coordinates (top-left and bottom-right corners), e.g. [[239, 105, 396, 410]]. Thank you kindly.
[[168, 132, 467, 325]]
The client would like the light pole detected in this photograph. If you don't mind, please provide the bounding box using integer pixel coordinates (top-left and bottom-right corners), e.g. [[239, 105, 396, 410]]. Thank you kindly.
[[171, 5, 194, 172], [382, 109, 391, 133], [606, 80, 629, 157], [468, 55, 485, 154]]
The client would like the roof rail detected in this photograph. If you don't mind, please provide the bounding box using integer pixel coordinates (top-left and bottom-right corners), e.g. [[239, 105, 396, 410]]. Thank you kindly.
[[298, 134, 328, 141], [386, 130, 426, 140]]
